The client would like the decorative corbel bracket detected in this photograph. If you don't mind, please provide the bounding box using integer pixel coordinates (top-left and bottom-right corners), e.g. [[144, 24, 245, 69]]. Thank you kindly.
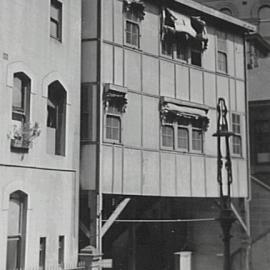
[[104, 83, 128, 113], [124, 0, 146, 20]]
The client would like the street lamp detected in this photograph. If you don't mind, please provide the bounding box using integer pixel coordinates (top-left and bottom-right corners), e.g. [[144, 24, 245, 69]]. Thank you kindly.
[[213, 98, 236, 270]]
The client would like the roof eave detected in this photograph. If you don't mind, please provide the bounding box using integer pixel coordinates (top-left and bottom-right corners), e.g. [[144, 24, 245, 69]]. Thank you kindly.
[[173, 0, 256, 32]]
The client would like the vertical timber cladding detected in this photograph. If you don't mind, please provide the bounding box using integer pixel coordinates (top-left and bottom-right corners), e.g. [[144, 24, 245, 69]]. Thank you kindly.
[[100, 0, 250, 198]]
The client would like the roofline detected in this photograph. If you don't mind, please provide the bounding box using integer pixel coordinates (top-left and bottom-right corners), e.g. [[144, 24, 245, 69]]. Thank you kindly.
[[246, 32, 270, 54], [173, 0, 256, 32]]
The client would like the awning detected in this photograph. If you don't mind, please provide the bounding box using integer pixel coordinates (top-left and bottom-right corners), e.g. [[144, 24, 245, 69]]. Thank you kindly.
[[162, 9, 208, 49], [160, 100, 209, 131], [167, 9, 197, 38]]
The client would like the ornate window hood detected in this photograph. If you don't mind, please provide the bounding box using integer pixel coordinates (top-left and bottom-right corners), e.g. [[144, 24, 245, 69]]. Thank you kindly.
[[124, 0, 145, 20], [160, 97, 209, 131], [104, 83, 128, 113]]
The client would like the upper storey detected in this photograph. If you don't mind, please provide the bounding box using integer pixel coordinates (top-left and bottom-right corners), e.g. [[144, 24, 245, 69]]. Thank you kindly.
[[0, 0, 81, 170], [81, 0, 254, 197]]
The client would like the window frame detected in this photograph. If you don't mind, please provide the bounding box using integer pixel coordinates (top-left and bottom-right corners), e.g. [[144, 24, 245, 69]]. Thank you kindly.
[[161, 123, 175, 149], [104, 106, 122, 144], [58, 235, 65, 268], [39, 237, 46, 270], [6, 192, 27, 270], [161, 119, 204, 154], [12, 73, 31, 123], [50, 0, 62, 41], [177, 125, 189, 152], [47, 81, 67, 156], [125, 10, 141, 48], [216, 30, 228, 74], [231, 113, 242, 156]]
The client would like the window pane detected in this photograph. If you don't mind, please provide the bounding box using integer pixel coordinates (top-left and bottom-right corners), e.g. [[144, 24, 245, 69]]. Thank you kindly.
[[177, 40, 188, 61], [106, 115, 121, 141], [233, 135, 242, 155], [232, 114, 241, 134], [191, 51, 202, 67], [192, 129, 202, 151], [162, 38, 173, 56], [6, 238, 20, 270], [13, 77, 24, 109], [259, 6, 270, 37], [58, 236, 64, 268], [39, 238, 46, 270], [8, 199, 21, 236], [177, 127, 189, 150], [126, 21, 139, 46], [50, 20, 59, 38], [162, 125, 174, 147], [218, 51, 227, 73], [51, 4, 60, 21]]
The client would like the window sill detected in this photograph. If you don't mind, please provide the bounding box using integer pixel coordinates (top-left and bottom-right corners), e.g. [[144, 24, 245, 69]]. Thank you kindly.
[[124, 44, 141, 52], [50, 35, 62, 43], [216, 70, 229, 76], [103, 139, 123, 145]]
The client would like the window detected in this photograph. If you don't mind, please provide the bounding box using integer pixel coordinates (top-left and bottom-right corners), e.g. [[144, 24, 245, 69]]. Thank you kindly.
[[217, 30, 228, 73], [258, 6, 270, 38], [58, 236, 65, 268], [50, 0, 62, 40], [47, 81, 66, 156], [12, 73, 31, 123], [103, 84, 127, 144], [162, 36, 173, 56], [177, 127, 189, 150], [105, 106, 122, 142], [161, 9, 208, 64], [218, 51, 228, 73], [126, 21, 139, 47], [251, 104, 270, 163], [39, 237, 46, 270], [125, 7, 141, 47], [162, 125, 174, 148], [161, 119, 204, 153], [191, 50, 202, 67], [232, 113, 242, 155], [176, 37, 188, 61], [6, 191, 27, 270], [192, 129, 203, 151]]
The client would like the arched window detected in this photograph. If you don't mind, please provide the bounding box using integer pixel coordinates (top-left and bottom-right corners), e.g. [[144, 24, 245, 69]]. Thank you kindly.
[[6, 191, 27, 270], [47, 81, 67, 156], [258, 5, 270, 38], [12, 72, 31, 123], [220, 8, 233, 16]]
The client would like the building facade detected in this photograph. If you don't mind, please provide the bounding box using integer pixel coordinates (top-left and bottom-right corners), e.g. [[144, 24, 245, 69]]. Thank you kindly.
[[0, 0, 81, 269], [80, 0, 254, 269]]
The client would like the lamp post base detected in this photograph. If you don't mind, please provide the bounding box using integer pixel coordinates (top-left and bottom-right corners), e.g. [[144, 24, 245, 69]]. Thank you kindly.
[[219, 208, 236, 270]]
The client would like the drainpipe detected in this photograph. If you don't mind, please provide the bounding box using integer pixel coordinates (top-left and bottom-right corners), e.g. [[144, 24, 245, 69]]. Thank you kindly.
[[243, 30, 251, 270], [97, 0, 104, 256]]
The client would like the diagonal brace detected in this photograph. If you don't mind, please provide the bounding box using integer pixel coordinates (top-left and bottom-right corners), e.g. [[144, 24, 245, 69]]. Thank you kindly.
[[101, 198, 130, 238]]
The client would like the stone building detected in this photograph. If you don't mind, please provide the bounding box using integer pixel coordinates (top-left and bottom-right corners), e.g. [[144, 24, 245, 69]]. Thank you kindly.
[[0, 0, 81, 269], [80, 0, 254, 269]]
